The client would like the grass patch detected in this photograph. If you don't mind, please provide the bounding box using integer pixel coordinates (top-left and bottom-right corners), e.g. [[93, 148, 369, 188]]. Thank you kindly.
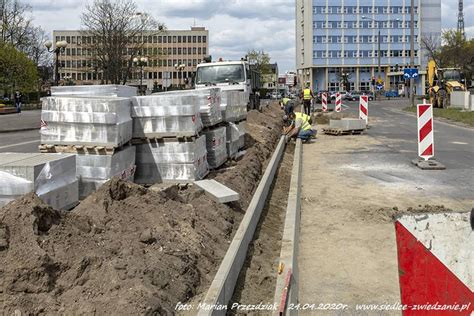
[[404, 106, 474, 127]]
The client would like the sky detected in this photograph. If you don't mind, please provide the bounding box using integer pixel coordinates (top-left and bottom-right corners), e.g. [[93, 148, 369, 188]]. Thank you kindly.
[[29, 0, 473, 74]]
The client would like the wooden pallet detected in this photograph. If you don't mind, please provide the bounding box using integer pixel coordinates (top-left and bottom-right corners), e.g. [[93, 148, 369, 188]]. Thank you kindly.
[[39, 142, 131, 155], [322, 128, 365, 136], [131, 135, 197, 144]]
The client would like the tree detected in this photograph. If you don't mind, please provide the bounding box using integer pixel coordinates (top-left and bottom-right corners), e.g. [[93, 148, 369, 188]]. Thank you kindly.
[[0, 44, 38, 95], [247, 49, 272, 76], [438, 30, 474, 81], [0, 0, 34, 48], [81, 0, 165, 85]]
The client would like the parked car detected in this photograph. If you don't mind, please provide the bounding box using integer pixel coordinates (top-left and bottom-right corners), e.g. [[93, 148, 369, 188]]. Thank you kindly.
[[365, 91, 375, 101], [385, 90, 399, 98], [330, 91, 348, 100], [316, 91, 331, 104]]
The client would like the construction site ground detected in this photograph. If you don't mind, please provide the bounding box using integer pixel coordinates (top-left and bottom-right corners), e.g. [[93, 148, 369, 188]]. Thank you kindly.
[[299, 100, 473, 313]]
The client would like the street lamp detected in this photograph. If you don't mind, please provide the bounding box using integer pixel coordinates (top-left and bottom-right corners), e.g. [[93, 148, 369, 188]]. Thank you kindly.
[[44, 40, 68, 86], [133, 56, 148, 95], [362, 16, 400, 99], [174, 63, 186, 89]]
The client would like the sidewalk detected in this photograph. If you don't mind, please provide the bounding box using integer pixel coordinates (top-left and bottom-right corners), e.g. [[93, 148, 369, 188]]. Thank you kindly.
[[0, 110, 41, 133]]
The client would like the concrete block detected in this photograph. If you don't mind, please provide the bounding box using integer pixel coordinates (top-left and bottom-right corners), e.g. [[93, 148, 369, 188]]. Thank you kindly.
[[470, 95, 474, 111], [194, 179, 239, 203], [329, 118, 366, 130], [51, 84, 137, 97], [450, 91, 470, 109]]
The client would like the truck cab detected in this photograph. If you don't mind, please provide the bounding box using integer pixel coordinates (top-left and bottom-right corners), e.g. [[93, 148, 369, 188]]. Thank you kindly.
[[195, 59, 261, 110]]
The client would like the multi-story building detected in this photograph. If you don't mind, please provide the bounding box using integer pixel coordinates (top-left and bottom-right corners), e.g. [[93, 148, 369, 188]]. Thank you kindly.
[[52, 27, 209, 91], [296, 0, 441, 94], [262, 63, 279, 91]]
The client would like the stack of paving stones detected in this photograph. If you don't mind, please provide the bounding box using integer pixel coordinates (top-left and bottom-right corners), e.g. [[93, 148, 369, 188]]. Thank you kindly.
[[40, 85, 137, 198], [0, 153, 78, 210], [131, 93, 209, 184], [221, 90, 248, 158]]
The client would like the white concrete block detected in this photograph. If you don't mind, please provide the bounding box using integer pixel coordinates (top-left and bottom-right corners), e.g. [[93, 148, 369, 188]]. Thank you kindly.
[[450, 91, 470, 109], [194, 179, 239, 203], [329, 118, 366, 130]]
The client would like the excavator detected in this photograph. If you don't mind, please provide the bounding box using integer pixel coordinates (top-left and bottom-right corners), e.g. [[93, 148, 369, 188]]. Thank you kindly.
[[427, 60, 466, 108]]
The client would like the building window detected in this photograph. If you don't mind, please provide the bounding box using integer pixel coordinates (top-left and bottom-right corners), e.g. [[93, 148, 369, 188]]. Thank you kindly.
[[178, 36, 182, 43], [203, 47, 207, 55], [193, 36, 197, 43]]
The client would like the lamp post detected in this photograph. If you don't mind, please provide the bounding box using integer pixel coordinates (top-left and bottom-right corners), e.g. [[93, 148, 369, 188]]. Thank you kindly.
[[362, 16, 400, 100], [133, 56, 148, 95], [174, 63, 186, 89], [409, 0, 415, 106], [44, 40, 68, 86]]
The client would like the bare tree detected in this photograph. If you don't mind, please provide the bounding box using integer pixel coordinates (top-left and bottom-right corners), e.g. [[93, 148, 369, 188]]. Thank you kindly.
[[0, 0, 34, 48], [421, 34, 442, 67], [81, 0, 164, 85]]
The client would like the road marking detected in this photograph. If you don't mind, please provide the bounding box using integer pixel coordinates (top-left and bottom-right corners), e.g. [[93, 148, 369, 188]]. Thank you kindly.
[[0, 140, 40, 150], [451, 141, 468, 145]]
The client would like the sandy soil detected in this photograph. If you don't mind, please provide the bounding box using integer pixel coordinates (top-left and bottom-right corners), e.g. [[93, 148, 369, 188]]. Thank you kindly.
[[298, 124, 473, 315], [0, 103, 284, 315]]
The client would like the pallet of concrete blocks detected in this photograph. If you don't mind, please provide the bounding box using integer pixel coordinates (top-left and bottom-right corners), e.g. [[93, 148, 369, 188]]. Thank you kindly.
[[76, 146, 136, 199], [132, 94, 203, 138], [156, 88, 222, 127], [220, 90, 241, 122], [203, 126, 228, 169], [237, 91, 249, 120], [51, 84, 137, 98], [0, 153, 78, 210], [134, 135, 209, 184], [226, 122, 240, 158], [39, 96, 133, 152], [237, 121, 246, 149]]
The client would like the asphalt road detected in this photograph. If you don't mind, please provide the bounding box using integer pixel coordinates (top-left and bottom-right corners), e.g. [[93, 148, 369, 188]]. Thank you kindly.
[[0, 129, 40, 153], [338, 98, 474, 202]]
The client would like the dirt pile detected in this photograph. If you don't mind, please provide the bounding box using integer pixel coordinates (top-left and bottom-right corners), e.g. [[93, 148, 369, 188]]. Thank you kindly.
[[359, 205, 456, 223], [0, 102, 284, 315]]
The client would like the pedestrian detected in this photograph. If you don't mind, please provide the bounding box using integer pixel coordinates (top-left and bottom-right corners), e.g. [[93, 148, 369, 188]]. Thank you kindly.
[[14, 91, 22, 115], [301, 83, 314, 116], [283, 110, 316, 143]]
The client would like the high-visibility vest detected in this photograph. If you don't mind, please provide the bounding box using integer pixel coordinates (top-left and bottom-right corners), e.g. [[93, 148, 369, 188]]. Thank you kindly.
[[303, 89, 312, 100], [295, 112, 312, 131], [282, 98, 291, 105]]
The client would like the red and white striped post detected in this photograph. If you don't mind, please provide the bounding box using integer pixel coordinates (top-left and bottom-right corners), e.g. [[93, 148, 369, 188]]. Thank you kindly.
[[359, 95, 368, 124], [322, 93, 328, 112], [335, 92, 342, 112], [417, 101, 434, 161]]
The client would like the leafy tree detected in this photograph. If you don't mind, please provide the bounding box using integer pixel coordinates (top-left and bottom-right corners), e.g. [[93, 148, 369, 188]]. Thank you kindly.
[[247, 49, 272, 76], [0, 43, 38, 95]]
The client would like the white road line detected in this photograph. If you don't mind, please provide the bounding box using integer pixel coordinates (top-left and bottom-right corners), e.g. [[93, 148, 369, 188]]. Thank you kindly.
[[451, 141, 468, 145], [0, 140, 40, 150]]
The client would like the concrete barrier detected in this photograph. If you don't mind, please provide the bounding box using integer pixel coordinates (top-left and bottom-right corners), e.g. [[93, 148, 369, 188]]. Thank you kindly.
[[470, 95, 474, 111], [273, 139, 302, 315], [198, 136, 286, 315], [450, 91, 470, 109]]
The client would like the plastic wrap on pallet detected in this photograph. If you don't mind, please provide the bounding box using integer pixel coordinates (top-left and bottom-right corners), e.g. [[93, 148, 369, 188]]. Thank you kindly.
[[203, 126, 227, 169], [156, 88, 222, 127], [237, 91, 248, 120], [41, 120, 133, 147], [220, 91, 241, 122], [225, 123, 240, 158], [132, 94, 202, 137], [51, 84, 137, 97], [76, 146, 136, 198], [41, 96, 133, 147], [237, 121, 246, 149], [0, 153, 78, 210], [134, 135, 208, 184]]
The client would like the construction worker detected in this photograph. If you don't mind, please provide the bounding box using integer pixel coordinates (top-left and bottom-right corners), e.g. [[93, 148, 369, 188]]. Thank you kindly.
[[301, 83, 314, 116], [280, 97, 295, 115], [283, 110, 316, 143]]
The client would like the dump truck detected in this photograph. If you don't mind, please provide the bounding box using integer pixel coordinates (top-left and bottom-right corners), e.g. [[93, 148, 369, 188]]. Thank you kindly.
[[427, 60, 466, 108], [195, 57, 261, 110]]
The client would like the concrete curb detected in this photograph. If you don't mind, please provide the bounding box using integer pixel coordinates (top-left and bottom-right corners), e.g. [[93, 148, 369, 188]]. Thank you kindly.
[[0, 127, 40, 134], [273, 139, 302, 315], [198, 136, 286, 315]]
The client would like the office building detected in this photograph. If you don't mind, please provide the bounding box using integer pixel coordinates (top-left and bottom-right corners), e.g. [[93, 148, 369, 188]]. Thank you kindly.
[[52, 27, 209, 90], [296, 0, 441, 94]]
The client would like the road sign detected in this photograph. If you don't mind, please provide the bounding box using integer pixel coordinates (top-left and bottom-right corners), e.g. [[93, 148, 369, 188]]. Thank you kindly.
[[322, 93, 327, 112], [404, 68, 419, 79], [359, 95, 368, 124], [417, 103, 434, 160], [376, 84, 384, 90], [335, 93, 342, 112]]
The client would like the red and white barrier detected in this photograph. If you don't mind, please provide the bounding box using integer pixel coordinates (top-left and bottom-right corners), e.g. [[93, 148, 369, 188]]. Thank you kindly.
[[395, 212, 473, 315], [322, 93, 327, 112], [417, 102, 434, 160], [335, 92, 342, 112], [359, 95, 368, 124]]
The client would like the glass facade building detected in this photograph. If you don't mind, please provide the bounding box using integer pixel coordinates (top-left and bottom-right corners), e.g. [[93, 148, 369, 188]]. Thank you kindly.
[[296, 0, 441, 93]]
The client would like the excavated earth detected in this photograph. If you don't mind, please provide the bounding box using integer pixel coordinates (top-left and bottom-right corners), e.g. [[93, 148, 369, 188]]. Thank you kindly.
[[0, 103, 284, 315]]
